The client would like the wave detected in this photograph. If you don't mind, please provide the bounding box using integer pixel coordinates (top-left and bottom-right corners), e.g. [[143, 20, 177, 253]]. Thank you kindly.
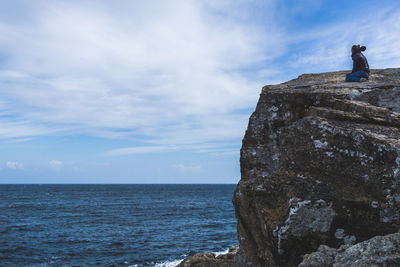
[[214, 248, 230, 256], [127, 258, 183, 267], [152, 247, 233, 267], [154, 259, 184, 267]]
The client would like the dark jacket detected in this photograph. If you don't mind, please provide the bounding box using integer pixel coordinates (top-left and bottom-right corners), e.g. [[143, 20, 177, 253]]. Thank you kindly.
[[352, 52, 370, 73]]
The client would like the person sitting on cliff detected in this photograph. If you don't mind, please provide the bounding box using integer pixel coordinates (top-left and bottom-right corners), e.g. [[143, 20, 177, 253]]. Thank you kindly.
[[345, 45, 370, 82]]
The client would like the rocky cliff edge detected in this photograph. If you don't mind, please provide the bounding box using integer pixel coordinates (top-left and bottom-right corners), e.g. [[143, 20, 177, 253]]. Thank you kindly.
[[233, 68, 400, 266], [178, 68, 400, 267]]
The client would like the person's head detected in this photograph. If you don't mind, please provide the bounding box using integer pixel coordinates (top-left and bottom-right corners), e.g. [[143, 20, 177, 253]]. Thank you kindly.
[[351, 44, 366, 54]]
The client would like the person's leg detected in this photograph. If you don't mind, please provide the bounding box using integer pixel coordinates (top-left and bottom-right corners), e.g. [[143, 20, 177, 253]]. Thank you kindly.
[[346, 71, 368, 82], [357, 71, 369, 82], [346, 72, 361, 82], [359, 71, 370, 82]]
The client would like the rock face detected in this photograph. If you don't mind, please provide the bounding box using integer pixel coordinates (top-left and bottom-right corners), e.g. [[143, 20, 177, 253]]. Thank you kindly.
[[176, 245, 238, 267], [299, 233, 400, 267], [233, 69, 400, 266]]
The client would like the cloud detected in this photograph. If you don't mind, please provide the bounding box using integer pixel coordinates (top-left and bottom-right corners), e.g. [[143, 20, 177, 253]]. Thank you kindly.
[[6, 161, 24, 170], [49, 160, 63, 170], [104, 146, 173, 156], [102, 140, 241, 156], [286, 7, 400, 72], [6, 137, 33, 143], [1, 0, 399, 154], [172, 164, 203, 173], [0, 0, 281, 146]]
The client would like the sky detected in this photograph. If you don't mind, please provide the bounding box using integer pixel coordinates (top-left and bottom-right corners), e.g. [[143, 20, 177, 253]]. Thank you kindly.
[[1, 0, 400, 183]]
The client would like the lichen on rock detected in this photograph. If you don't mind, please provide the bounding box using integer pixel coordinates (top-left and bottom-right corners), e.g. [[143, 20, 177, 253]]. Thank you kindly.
[[299, 233, 400, 267], [273, 198, 336, 255]]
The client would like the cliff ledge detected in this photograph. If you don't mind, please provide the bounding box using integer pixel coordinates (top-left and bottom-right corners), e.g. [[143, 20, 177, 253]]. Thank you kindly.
[[233, 68, 400, 266], [178, 68, 400, 267]]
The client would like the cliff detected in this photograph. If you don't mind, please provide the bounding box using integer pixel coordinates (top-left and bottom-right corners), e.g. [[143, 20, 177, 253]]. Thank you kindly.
[[233, 68, 400, 266], [178, 68, 400, 267]]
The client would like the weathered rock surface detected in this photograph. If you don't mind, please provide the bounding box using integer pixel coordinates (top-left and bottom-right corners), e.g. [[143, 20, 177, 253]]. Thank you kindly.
[[176, 245, 238, 267], [299, 233, 400, 267], [233, 69, 400, 266]]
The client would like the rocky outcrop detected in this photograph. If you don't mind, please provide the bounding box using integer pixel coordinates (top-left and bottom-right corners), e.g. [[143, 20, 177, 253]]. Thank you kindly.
[[176, 246, 238, 267], [299, 233, 400, 266], [233, 69, 400, 266]]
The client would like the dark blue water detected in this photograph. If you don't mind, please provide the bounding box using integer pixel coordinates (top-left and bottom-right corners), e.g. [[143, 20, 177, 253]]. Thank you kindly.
[[0, 184, 237, 266]]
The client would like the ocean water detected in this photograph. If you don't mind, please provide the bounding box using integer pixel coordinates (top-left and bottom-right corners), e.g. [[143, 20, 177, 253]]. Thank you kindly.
[[0, 184, 238, 267]]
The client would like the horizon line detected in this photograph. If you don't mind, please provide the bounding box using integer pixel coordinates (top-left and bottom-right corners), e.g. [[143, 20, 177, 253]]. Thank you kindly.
[[0, 182, 238, 185]]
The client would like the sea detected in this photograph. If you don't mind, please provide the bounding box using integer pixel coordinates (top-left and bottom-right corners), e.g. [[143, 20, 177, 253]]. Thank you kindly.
[[0, 184, 238, 267]]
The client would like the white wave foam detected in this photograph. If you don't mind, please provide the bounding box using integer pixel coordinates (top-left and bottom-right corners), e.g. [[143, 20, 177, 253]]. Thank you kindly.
[[214, 248, 230, 256], [154, 259, 183, 267], [153, 247, 234, 267]]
